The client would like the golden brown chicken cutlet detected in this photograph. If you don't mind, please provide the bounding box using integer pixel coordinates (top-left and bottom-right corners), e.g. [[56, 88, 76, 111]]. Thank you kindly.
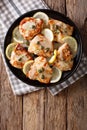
[[54, 43, 73, 71], [27, 56, 53, 83], [19, 17, 43, 40], [48, 19, 73, 42], [28, 34, 53, 57], [10, 43, 32, 69], [58, 43, 73, 61], [54, 60, 73, 71]]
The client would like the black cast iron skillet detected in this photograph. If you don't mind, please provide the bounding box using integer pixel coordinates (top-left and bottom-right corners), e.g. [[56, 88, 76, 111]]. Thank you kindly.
[[4, 9, 82, 87]]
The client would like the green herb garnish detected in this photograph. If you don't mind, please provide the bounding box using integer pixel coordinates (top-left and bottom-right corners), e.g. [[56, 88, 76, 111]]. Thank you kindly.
[[54, 29, 60, 34], [49, 64, 53, 68], [32, 25, 36, 29], [38, 68, 44, 73], [37, 41, 40, 44], [41, 74, 45, 79], [64, 30, 67, 33], [41, 46, 44, 49], [31, 53, 35, 59], [25, 40, 30, 45], [55, 25, 59, 29], [45, 48, 49, 52], [18, 57, 22, 61]]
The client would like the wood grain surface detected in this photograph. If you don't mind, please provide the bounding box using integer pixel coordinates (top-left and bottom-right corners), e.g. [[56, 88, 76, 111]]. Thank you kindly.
[[0, 0, 87, 130]]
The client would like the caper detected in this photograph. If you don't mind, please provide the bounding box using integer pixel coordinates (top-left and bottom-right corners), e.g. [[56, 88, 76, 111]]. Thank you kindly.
[[38, 68, 44, 73], [41, 74, 45, 79], [45, 48, 49, 52], [32, 25, 36, 29], [37, 41, 40, 44], [41, 46, 44, 49]]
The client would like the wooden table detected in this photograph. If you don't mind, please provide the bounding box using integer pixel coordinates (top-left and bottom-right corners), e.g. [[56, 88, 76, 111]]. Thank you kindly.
[[0, 0, 87, 130]]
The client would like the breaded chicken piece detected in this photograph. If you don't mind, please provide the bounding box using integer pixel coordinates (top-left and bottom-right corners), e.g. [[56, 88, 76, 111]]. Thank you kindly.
[[58, 43, 73, 61], [54, 60, 73, 71], [27, 56, 53, 83], [10, 44, 32, 69], [54, 43, 73, 71], [48, 19, 73, 42], [19, 17, 43, 40], [28, 34, 53, 57]]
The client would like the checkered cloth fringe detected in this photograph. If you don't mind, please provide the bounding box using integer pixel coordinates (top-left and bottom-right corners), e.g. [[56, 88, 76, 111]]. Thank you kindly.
[[0, 0, 87, 96]]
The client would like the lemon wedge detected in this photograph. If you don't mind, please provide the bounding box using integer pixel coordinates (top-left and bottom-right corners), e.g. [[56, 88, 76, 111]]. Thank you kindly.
[[33, 12, 49, 25], [5, 43, 17, 60], [50, 67, 62, 83], [23, 60, 34, 75], [49, 50, 57, 64], [62, 36, 78, 58], [41, 28, 54, 42], [13, 26, 28, 44]]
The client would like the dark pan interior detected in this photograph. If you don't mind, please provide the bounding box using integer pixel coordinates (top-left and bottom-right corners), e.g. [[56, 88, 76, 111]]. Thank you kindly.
[[4, 9, 82, 87]]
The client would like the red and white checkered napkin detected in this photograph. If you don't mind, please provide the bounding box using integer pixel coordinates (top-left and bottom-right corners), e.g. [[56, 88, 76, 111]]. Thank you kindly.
[[0, 0, 87, 96]]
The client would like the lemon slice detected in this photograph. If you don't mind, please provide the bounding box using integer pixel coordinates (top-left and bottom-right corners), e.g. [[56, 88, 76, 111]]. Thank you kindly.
[[49, 50, 57, 64], [41, 28, 54, 41], [33, 12, 49, 25], [13, 26, 28, 44], [5, 43, 17, 60], [23, 60, 34, 75], [62, 36, 78, 58], [50, 67, 62, 83]]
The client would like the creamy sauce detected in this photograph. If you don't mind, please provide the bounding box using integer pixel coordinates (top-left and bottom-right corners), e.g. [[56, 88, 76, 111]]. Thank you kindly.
[[22, 21, 36, 31]]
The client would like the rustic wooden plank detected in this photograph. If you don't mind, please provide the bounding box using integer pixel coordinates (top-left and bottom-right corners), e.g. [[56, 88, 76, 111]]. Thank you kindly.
[[66, 0, 87, 54], [0, 53, 2, 130], [0, 54, 23, 130], [44, 0, 65, 14], [81, 17, 87, 55], [66, 0, 87, 130], [44, 90, 67, 130], [23, 90, 45, 130], [67, 76, 87, 130], [66, 0, 87, 28]]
